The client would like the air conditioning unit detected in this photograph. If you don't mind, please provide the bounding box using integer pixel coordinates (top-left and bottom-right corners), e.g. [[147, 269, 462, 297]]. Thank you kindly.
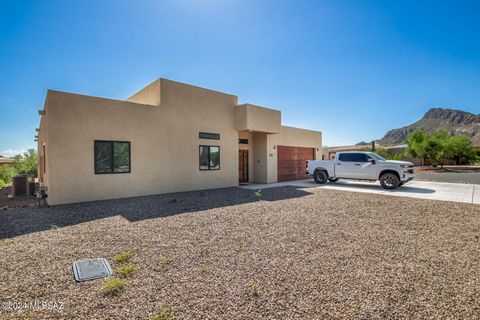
[[12, 175, 35, 196]]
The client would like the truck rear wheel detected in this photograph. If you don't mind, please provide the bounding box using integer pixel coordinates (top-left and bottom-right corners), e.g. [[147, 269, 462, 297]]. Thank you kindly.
[[313, 170, 328, 184], [380, 173, 400, 189]]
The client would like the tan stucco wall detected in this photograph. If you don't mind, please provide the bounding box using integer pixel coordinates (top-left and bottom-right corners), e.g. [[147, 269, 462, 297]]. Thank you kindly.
[[252, 132, 269, 183], [126, 79, 161, 106], [38, 78, 322, 204], [266, 126, 322, 183], [43, 79, 239, 205], [235, 104, 281, 133], [37, 98, 50, 185]]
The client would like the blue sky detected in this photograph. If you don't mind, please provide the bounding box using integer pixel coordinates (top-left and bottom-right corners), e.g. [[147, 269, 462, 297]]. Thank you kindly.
[[1, 0, 479, 155]]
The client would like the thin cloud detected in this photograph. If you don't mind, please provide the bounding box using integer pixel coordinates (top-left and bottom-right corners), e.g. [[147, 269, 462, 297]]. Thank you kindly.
[[0, 148, 28, 157]]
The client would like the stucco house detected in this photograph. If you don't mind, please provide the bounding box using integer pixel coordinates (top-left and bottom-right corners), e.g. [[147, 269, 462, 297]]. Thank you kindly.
[[37, 78, 322, 205]]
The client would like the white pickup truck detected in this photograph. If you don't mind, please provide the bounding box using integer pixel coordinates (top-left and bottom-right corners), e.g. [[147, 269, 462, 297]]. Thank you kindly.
[[306, 151, 415, 189]]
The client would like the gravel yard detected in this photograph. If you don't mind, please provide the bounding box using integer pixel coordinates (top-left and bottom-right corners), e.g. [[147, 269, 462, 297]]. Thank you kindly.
[[1, 187, 479, 319]]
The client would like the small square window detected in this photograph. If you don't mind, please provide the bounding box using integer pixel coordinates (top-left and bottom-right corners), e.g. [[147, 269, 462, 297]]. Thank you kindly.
[[94, 141, 131, 174], [199, 145, 220, 170]]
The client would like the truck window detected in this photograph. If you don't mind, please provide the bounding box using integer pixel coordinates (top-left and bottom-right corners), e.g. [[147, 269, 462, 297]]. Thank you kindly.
[[338, 153, 354, 162], [338, 153, 368, 162]]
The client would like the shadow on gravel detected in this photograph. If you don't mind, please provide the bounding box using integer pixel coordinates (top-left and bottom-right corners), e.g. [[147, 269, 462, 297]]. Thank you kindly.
[[0, 186, 313, 240]]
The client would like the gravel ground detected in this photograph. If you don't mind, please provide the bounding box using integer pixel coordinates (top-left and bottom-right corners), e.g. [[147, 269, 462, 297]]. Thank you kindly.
[[1, 187, 479, 319], [415, 172, 480, 184]]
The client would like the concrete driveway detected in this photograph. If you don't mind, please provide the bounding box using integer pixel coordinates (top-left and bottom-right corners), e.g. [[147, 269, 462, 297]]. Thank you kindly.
[[240, 179, 480, 204]]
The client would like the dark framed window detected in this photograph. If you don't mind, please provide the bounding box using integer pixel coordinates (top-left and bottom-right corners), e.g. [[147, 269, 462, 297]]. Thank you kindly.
[[338, 153, 368, 162], [199, 145, 220, 170], [239, 139, 249, 144], [94, 140, 131, 174], [199, 132, 220, 140]]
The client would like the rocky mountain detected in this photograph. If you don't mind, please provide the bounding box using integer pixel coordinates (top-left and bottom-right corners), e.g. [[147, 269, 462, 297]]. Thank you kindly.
[[380, 108, 480, 146]]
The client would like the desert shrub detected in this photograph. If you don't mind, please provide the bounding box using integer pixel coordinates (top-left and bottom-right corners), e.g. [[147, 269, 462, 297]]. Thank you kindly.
[[251, 283, 260, 296], [376, 148, 404, 160], [159, 257, 173, 268], [100, 278, 126, 295], [114, 251, 133, 263], [115, 264, 136, 278], [0, 165, 16, 186], [149, 304, 176, 320]]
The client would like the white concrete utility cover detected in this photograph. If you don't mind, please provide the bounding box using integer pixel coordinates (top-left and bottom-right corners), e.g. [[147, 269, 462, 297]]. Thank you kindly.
[[73, 258, 112, 282]]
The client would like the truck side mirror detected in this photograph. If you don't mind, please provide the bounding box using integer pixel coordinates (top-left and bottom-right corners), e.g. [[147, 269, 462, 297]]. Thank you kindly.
[[368, 158, 376, 164]]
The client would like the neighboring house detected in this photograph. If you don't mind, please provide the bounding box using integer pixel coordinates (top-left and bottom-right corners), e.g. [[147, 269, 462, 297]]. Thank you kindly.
[[0, 156, 14, 166], [37, 78, 322, 205], [322, 144, 373, 160]]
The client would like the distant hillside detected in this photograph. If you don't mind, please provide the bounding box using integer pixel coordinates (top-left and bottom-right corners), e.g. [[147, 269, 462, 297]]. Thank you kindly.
[[380, 108, 480, 146], [355, 141, 371, 146]]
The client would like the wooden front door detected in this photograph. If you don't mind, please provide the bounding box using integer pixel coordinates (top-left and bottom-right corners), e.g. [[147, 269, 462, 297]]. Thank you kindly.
[[239, 150, 249, 183]]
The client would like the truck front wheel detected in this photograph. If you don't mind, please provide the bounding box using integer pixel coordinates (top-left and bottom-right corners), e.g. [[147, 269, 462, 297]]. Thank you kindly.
[[379, 173, 400, 189], [313, 170, 328, 184]]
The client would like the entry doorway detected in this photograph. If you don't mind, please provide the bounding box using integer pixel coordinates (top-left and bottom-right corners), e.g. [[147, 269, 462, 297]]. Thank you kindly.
[[239, 150, 249, 183]]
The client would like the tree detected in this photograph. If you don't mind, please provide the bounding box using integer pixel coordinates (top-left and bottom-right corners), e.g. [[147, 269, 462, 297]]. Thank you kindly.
[[0, 165, 16, 187], [13, 149, 38, 176], [426, 130, 449, 167], [442, 135, 477, 164], [406, 130, 476, 166], [405, 130, 430, 159], [376, 148, 404, 160]]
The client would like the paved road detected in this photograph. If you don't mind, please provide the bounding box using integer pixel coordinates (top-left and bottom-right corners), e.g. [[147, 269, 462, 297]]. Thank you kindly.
[[415, 172, 480, 184], [240, 179, 480, 204]]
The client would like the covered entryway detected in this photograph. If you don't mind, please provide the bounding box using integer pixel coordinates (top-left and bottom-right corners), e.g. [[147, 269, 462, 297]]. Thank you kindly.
[[277, 146, 314, 181], [239, 150, 249, 183]]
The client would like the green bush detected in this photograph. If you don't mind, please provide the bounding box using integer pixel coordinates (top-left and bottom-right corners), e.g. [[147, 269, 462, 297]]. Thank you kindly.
[[100, 277, 126, 295], [0, 165, 16, 186], [406, 130, 477, 166], [114, 251, 133, 263], [115, 264, 136, 278], [376, 148, 404, 161], [13, 149, 38, 176], [149, 304, 176, 320]]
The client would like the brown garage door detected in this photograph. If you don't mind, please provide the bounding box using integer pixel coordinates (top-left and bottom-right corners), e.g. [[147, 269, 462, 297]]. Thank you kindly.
[[277, 146, 314, 181]]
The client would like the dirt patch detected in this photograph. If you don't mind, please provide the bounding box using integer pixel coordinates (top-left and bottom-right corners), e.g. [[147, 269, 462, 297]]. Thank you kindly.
[[0, 185, 38, 210], [415, 165, 480, 173], [0, 187, 479, 319]]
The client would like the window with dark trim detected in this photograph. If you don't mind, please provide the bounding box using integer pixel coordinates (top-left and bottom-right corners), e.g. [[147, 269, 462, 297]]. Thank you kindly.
[[94, 140, 131, 174], [338, 153, 368, 162], [239, 139, 249, 144], [199, 132, 220, 140], [199, 145, 220, 170]]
